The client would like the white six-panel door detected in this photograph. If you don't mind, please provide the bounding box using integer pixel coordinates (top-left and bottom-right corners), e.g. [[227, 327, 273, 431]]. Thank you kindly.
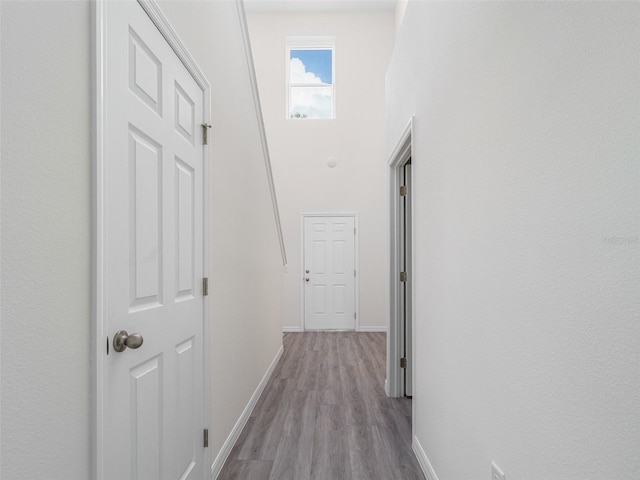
[[303, 216, 356, 330], [101, 2, 206, 479]]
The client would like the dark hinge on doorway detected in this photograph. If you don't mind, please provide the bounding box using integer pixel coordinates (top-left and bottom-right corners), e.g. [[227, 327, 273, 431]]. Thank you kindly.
[[204, 429, 209, 448], [400, 185, 408, 196], [203, 277, 209, 296], [201, 123, 212, 145], [400, 357, 407, 369], [400, 271, 408, 283]]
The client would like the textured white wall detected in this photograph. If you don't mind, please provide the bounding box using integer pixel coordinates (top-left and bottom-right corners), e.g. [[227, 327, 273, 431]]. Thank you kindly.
[[386, 2, 640, 479], [247, 11, 394, 331], [1, 1, 92, 478], [157, 0, 285, 463]]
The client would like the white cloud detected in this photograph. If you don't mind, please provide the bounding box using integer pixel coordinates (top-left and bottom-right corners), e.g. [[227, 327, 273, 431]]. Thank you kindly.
[[289, 58, 332, 118], [290, 57, 326, 85]]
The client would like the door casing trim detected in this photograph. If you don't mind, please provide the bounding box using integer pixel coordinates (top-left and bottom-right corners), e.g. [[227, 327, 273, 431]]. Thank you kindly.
[[299, 212, 359, 332], [387, 116, 414, 399], [92, 1, 212, 477]]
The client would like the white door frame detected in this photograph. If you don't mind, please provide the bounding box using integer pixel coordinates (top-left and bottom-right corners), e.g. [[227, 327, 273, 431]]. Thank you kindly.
[[92, 1, 212, 478], [387, 117, 414, 398], [300, 212, 359, 331]]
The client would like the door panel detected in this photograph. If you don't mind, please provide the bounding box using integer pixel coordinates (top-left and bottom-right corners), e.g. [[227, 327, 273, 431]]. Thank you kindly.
[[103, 2, 205, 478], [176, 157, 195, 299], [176, 338, 197, 479], [333, 285, 346, 313], [129, 127, 163, 310], [313, 240, 326, 273], [129, 28, 162, 114], [333, 240, 346, 273], [313, 285, 326, 314], [130, 356, 163, 480], [303, 216, 356, 330]]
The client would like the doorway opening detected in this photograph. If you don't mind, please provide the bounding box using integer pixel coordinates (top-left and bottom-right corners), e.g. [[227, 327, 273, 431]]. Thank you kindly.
[[387, 117, 414, 399], [399, 160, 412, 397]]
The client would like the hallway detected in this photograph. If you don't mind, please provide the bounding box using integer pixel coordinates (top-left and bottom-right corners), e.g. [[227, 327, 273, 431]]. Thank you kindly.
[[219, 332, 425, 479]]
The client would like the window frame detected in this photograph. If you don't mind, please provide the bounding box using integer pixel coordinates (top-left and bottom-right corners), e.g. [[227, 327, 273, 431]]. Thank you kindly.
[[286, 36, 336, 120]]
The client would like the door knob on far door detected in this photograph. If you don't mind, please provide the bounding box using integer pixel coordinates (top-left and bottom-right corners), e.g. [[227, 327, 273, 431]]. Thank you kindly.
[[113, 329, 144, 352], [305, 277, 309, 282]]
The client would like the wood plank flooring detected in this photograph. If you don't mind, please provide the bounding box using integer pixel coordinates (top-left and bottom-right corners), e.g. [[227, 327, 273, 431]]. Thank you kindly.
[[218, 332, 425, 480]]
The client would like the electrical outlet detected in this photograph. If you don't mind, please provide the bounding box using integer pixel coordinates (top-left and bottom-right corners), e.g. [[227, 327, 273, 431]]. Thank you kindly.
[[491, 462, 505, 480]]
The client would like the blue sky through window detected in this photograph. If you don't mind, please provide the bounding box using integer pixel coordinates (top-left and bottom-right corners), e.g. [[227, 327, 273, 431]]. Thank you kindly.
[[290, 49, 332, 84]]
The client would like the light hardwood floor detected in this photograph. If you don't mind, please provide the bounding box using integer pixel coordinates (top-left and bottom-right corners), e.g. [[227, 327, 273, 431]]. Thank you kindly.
[[218, 332, 425, 480]]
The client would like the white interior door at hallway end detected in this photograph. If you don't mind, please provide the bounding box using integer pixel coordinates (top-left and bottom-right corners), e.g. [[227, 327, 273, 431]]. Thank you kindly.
[[101, 2, 207, 479], [303, 216, 356, 330]]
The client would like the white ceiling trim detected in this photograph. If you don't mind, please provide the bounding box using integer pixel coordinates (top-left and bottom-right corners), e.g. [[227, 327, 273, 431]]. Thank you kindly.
[[244, 0, 396, 13]]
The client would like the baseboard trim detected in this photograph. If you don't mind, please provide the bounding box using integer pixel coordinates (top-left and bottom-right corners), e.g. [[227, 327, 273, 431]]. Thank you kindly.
[[210, 344, 284, 479], [358, 326, 388, 333], [283, 326, 303, 332], [413, 435, 439, 480], [284, 326, 387, 333]]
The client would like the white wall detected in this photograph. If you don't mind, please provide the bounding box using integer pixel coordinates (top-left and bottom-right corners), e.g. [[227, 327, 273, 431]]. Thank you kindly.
[[1, 0, 284, 477], [1, 2, 92, 477], [386, 2, 640, 479], [247, 11, 394, 331]]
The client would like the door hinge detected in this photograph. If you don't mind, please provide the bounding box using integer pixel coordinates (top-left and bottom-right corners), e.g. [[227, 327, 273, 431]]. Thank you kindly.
[[354, 312, 356, 320], [400, 185, 408, 196], [354, 270, 356, 278], [400, 357, 407, 369], [203, 428, 209, 448], [400, 271, 408, 283], [202, 123, 212, 145], [203, 277, 209, 296]]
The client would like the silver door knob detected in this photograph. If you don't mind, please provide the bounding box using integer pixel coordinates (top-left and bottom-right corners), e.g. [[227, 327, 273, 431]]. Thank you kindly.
[[305, 277, 309, 282], [113, 329, 144, 352]]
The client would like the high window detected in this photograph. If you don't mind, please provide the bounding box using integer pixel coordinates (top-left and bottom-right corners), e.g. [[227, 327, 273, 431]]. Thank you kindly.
[[286, 37, 335, 119]]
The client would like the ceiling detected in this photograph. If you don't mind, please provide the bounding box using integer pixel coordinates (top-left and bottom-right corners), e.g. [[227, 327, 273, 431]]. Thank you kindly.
[[244, 0, 397, 13]]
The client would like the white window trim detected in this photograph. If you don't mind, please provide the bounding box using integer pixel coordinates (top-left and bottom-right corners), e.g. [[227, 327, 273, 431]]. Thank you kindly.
[[286, 36, 336, 119]]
